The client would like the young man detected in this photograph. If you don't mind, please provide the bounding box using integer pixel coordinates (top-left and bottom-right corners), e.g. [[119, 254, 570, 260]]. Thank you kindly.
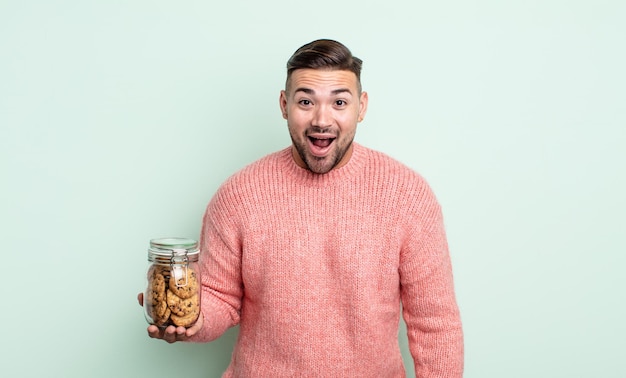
[[140, 39, 464, 377]]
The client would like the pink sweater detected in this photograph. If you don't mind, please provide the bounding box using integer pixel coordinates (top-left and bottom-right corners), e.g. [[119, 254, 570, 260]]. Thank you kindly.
[[191, 143, 464, 377]]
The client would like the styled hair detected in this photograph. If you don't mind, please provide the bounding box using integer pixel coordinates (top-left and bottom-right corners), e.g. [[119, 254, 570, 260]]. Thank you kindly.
[[285, 39, 363, 93]]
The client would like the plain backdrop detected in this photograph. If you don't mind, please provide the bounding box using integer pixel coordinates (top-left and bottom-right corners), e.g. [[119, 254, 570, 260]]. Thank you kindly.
[[1, 1, 625, 377]]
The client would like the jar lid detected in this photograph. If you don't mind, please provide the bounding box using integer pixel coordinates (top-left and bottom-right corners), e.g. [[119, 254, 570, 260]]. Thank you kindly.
[[148, 237, 199, 262]]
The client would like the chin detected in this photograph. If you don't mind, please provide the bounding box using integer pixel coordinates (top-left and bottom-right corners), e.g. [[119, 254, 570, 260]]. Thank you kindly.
[[304, 155, 339, 174]]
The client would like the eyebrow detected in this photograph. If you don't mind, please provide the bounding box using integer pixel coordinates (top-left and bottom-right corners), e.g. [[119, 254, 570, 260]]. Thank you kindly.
[[294, 87, 353, 96]]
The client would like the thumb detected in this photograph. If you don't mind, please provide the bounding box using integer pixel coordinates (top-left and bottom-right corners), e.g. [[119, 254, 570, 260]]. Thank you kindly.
[[185, 311, 204, 337], [137, 292, 144, 307]]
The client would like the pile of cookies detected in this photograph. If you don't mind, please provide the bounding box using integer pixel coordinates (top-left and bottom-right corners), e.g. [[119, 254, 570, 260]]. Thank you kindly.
[[145, 265, 200, 327]]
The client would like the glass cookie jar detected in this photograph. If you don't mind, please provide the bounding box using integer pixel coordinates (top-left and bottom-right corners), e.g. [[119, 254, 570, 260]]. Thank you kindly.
[[144, 237, 201, 328]]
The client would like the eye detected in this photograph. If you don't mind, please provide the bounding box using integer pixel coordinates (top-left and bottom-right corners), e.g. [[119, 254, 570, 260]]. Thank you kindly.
[[298, 99, 312, 106], [335, 99, 347, 106]]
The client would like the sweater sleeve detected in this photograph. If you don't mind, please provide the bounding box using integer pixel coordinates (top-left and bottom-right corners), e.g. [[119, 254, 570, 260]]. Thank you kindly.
[[188, 184, 244, 343], [399, 183, 464, 377]]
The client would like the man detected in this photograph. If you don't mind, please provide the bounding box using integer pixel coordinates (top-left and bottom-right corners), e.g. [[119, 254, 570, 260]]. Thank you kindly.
[[139, 39, 464, 377]]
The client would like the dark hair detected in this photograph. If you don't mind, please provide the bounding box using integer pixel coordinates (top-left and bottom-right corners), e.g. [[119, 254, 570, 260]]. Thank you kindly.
[[286, 39, 363, 93]]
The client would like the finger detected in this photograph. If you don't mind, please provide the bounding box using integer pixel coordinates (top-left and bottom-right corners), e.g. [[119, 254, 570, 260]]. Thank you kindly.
[[147, 324, 162, 339], [185, 312, 204, 337], [137, 292, 144, 306], [162, 325, 179, 343]]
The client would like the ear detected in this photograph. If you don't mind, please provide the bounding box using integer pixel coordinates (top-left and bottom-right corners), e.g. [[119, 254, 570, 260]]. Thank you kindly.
[[279, 90, 288, 119], [358, 91, 368, 122]]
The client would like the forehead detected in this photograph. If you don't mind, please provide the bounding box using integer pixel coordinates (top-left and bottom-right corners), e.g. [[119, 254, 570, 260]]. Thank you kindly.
[[288, 69, 359, 94]]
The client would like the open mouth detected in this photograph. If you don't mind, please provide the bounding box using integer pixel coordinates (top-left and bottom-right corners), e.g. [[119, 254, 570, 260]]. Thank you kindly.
[[308, 136, 336, 157]]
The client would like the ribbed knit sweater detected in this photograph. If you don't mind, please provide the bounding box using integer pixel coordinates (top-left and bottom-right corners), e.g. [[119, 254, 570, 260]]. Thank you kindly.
[[191, 143, 464, 377]]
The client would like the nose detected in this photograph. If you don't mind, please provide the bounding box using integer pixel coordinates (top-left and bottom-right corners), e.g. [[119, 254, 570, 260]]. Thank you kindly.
[[312, 104, 332, 128]]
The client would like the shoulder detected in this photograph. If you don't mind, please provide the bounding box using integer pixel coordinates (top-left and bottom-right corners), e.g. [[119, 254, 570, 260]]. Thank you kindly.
[[362, 145, 412, 169], [358, 144, 430, 188], [211, 147, 290, 202], [357, 144, 440, 211], [226, 147, 289, 183]]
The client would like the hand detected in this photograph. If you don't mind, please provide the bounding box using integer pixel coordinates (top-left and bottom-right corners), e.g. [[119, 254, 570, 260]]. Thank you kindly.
[[137, 292, 204, 343]]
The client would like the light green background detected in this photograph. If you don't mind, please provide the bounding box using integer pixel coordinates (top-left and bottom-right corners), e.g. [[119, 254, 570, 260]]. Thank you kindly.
[[1, 1, 625, 377]]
